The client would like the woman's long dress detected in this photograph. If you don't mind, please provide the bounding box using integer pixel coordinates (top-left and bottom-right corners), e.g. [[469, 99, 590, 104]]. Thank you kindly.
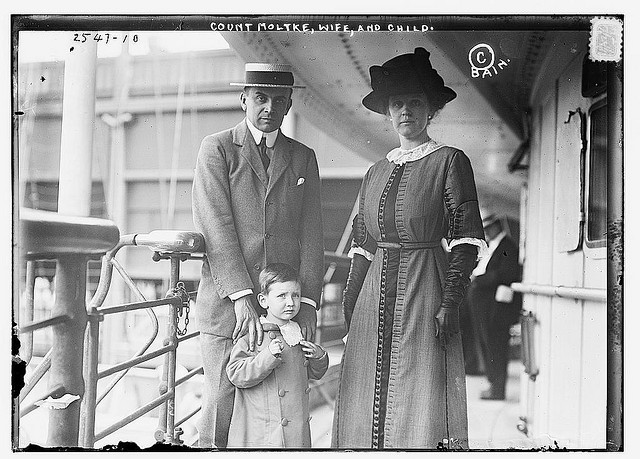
[[331, 146, 484, 449]]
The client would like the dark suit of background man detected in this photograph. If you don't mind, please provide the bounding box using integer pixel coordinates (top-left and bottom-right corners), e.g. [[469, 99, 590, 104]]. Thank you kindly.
[[468, 213, 522, 400], [192, 63, 324, 448]]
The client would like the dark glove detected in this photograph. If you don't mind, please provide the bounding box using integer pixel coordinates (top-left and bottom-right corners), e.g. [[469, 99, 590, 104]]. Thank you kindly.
[[342, 253, 371, 331], [435, 243, 478, 348]]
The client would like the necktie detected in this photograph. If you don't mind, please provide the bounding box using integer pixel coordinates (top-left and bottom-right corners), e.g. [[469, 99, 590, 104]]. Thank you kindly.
[[258, 137, 270, 171]]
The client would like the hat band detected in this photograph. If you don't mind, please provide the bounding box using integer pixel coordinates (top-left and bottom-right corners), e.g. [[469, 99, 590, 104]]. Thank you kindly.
[[245, 70, 294, 87]]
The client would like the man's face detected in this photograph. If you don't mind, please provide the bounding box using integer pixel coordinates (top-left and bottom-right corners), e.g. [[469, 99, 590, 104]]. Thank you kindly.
[[241, 86, 292, 133]]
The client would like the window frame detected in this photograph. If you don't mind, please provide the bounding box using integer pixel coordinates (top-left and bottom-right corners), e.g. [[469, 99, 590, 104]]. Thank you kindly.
[[584, 95, 608, 251]]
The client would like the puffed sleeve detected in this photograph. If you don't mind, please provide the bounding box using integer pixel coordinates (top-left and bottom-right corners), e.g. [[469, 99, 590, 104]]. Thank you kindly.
[[444, 150, 485, 243]]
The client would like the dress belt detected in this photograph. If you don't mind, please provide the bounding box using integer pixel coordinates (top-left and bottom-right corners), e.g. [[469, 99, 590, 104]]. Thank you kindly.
[[377, 241, 441, 250]]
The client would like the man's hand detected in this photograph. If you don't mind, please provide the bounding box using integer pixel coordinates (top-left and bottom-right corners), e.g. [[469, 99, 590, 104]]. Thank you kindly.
[[293, 302, 317, 341], [232, 296, 263, 351]]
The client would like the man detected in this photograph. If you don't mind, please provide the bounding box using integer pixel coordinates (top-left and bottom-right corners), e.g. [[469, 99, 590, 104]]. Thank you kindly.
[[468, 213, 522, 400], [192, 63, 324, 448]]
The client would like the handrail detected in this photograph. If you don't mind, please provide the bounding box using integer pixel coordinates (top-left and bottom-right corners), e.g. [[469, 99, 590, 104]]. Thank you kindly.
[[94, 389, 176, 443], [19, 208, 120, 258], [97, 343, 176, 380], [18, 314, 71, 334], [17, 220, 205, 448], [511, 282, 606, 302], [133, 230, 206, 254], [81, 230, 205, 447], [19, 351, 52, 403], [96, 296, 183, 315]]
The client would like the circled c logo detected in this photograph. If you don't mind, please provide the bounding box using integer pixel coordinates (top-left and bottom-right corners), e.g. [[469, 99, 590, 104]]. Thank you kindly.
[[468, 43, 495, 71]]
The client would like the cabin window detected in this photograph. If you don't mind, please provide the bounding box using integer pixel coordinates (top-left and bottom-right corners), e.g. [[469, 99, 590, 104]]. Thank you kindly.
[[586, 101, 607, 247]]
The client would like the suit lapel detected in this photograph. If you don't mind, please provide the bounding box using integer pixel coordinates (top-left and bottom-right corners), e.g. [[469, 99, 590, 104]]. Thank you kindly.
[[234, 121, 268, 188], [267, 132, 293, 194]]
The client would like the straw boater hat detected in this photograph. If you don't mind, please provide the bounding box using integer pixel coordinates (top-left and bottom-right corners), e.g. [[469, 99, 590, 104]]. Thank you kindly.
[[362, 47, 456, 115], [231, 63, 306, 89]]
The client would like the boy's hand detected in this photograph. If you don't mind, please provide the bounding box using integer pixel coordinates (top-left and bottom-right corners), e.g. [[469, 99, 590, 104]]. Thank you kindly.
[[300, 340, 326, 359], [269, 338, 284, 356]]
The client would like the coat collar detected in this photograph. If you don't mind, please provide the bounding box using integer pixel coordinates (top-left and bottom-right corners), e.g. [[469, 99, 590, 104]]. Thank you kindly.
[[232, 120, 293, 192], [259, 318, 281, 332]]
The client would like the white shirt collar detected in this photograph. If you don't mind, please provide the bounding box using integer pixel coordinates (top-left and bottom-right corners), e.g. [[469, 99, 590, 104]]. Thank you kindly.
[[246, 118, 279, 148], [259, 316, 303, 347], [386, 138, 443, 165], [472, 231, 507, 277]]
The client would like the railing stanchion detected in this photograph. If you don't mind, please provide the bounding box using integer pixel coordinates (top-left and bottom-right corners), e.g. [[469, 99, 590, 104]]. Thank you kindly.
[[47, 255, 88, 447], [166, 256, 181, 443], [80, 312, 101, 448]]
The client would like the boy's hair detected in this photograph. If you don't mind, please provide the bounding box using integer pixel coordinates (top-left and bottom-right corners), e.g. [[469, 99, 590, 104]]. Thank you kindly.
[[259, 263, 300, 295]]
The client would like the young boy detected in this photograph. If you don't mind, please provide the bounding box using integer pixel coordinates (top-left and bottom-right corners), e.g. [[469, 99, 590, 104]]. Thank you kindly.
[[226, 263, 329, 448]]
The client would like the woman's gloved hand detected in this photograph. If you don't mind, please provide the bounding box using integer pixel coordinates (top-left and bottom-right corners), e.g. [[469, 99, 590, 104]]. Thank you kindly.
[[435, 243, 478, 349], [342, 253, 371, 331], [434, 305, 460, 348]]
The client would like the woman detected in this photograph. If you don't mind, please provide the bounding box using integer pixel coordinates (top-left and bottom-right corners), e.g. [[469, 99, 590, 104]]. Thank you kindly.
[[332, 48, 486, 450]]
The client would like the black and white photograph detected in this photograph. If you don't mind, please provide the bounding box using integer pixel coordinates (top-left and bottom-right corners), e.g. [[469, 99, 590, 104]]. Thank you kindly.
[[8, 7, 630, 453]]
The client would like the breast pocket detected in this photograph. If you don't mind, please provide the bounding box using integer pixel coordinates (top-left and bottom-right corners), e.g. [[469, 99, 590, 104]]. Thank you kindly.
[[286, 180, 305, 211]]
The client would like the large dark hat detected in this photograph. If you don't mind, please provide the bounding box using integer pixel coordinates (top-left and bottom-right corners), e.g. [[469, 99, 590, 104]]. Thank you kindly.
[[231, 63, 305, 89], [362, 47, 456, 115]]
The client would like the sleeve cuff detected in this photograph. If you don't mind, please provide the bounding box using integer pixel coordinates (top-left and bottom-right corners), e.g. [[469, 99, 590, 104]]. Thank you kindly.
[[447, 238, 488, 260], [228, 289, 253, 301], [301, 297, 319, 310], [348, 246, 375, 262]]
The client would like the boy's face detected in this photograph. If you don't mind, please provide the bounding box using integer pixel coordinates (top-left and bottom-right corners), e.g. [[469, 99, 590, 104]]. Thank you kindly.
[[258, 280, 301, 325]]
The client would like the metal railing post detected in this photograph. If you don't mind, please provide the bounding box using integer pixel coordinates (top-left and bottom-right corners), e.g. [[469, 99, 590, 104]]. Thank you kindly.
[[165, 257, 181, 443], [46, 255, 88, 447], [79, 312, 101, 448], [155, 256, 181, 444]]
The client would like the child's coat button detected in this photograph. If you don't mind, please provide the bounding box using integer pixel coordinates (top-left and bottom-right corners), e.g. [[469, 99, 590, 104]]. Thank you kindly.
[[281, 418, 289, 426]]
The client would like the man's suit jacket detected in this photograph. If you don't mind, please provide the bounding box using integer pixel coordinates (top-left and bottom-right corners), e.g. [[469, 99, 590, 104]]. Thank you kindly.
[[192, 120, 324, 337], [470, 235, 522, 311]]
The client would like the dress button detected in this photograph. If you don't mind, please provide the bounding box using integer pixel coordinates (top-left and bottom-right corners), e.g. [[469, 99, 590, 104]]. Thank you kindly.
[[305, 387, 311, 394], [264, 233, 271, 239], [268, 332, 276, 339], [281, 418, 289, 426], [303, 360, 309, 367], [254, 263, 261, 271], [278, 389, 286, 397]]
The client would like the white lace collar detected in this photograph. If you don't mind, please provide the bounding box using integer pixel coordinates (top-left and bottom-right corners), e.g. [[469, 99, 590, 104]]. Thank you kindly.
[[386, 139, 443, 165], [260, 316, 303, 347]]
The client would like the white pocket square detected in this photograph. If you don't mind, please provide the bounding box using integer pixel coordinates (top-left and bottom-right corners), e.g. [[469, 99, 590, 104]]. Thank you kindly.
[[297, 177, 305, 186]]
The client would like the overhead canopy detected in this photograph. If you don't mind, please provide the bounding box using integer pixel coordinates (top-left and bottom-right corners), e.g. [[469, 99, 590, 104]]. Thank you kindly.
[[222, 17, 590, 218]]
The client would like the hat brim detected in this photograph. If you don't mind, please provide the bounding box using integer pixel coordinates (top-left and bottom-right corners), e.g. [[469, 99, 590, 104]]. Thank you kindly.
[[362, 86, 457, 115], [230, 82, 306, 89]]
